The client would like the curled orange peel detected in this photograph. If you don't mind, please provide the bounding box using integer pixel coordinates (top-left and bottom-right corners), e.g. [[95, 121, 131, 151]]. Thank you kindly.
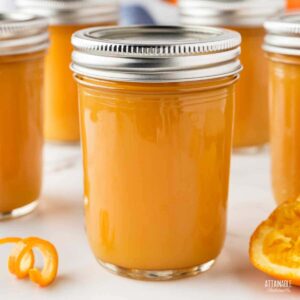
[[9, 240, 35, 279], [0, 237, 58, 287], [0, 238, 34, 278]]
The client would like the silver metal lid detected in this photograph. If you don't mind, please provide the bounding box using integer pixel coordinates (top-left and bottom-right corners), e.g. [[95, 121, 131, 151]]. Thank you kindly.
[[16, 0, 119, 25], [0, 13, 49, 56], [264, 13, 300, 56], [71, 25, 242, 83], [179, 0, 284, 27]]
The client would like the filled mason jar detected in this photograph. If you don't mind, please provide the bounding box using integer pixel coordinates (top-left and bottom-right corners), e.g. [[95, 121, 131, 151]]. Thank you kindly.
[[71, 26, 242, 280], [264, 13, 300, 204], [179, 0, 284, 151], [16, 0, 119, 143], [0, 13, 48, 219]]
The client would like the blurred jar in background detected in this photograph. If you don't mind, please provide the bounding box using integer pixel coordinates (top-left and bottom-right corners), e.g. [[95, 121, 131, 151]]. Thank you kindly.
[[287, 0, 300, 10], [164, 0, 177, 4], [0, 13, 48, 219], [179, 0, 284, 151], [72, 25, 241, 280], [16, 0, 119, 143], [264, 13, 300, 204]]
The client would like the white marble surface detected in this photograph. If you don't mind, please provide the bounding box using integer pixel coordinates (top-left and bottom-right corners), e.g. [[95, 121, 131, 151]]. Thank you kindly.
[[0, 145, 299, 300]]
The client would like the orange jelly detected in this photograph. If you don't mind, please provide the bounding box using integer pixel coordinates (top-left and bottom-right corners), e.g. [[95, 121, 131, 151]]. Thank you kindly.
[[232, 27, 269, 148], [268, 54, 300, 203], [72, 26, 242, 280], [265, 13, 300, 203], [0, 14, 48, 219], [287, 0, 300, 10], [79, 78, 235, 272], [17, 0, 119, 143], [179, 0, 284, 150], [44, 24, 86, 142]]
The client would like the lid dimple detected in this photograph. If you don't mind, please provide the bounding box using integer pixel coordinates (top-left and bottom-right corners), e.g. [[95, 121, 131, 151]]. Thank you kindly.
[[73, 26, 241, 57], [88, 26, 224, 45], [0, 13, 49, 55], [71, 25, 242, 82]]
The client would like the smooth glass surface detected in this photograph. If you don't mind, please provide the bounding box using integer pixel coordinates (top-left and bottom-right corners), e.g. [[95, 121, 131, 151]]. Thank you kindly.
[[45, 23, 115, 143], [0, 51, 45, 217], [233, 27, 269, 149], [76, 76, 237, 279], [267, 53, 300, 204], [45, 24, 85, 143]]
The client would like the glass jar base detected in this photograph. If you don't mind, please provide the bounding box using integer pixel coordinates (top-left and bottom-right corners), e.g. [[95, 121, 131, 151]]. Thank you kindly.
[[45, 140, 80, 146], [233, 144, 267, 155], [0, 200, 39, 221], [97, 259, 216, 281]]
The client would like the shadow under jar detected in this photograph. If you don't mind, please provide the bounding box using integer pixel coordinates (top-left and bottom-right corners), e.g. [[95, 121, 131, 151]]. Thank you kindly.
[[16, 0, 119, 143], [71, 26, 242, 280], [264, 13, 300, 204], [179, 0, 284, 151], [0, 14, 48, 220]]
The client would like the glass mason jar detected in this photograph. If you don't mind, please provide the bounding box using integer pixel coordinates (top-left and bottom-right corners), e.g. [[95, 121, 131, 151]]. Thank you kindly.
[[16, 0, 119, 143], [71, 26, 242, 280], [264, 13, 300, 204], [0, 13, 48, 219], [179, 0, 284, 151]]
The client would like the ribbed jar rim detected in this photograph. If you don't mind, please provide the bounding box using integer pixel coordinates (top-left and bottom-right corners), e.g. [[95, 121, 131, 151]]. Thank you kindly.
[[71, 25, 242, 83], [0, 12, 49, 56], [264, 12, 300, 56], [16, 0, 119, 25], [179, 0, 285, 27]]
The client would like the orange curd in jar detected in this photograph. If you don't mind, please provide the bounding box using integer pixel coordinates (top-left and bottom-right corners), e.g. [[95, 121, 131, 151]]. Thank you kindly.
[[0, 14, 48, 219], [265, 13, 300, 204], [71, 26, 242, 280], [287, 0, 300, 10], [16, 0, 119, 143], [179, 0, 284, 150]]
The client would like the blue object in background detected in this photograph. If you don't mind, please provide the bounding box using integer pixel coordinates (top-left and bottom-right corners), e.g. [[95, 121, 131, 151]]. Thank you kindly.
[[121, 5, 156, 25]]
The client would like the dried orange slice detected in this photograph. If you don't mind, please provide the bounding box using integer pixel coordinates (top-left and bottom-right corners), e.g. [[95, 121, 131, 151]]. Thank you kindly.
[[249, 199, 300, 286], [0, 237, 58, 287]]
